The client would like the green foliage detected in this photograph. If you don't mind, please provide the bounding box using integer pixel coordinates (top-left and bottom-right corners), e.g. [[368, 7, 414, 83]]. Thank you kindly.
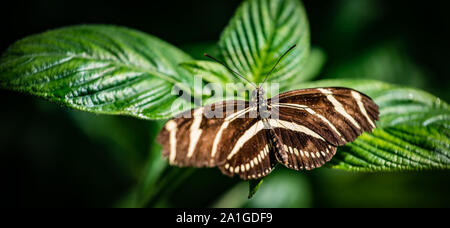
[[0, 0, 449, 206], [219, 0, 310, 84], [0, 25, 195, 119], [181, 61, 235, 85], [248, 179, 264, 199], [295, 47, 326, 82]]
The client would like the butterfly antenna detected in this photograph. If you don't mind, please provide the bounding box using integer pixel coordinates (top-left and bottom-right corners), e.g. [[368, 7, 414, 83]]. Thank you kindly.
[[204, 53, 257, 88], [260, 44, 297, 86]]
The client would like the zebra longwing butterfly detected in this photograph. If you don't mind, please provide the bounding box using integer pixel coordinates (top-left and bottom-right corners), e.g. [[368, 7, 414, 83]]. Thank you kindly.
[[157, 45, 379, 180]]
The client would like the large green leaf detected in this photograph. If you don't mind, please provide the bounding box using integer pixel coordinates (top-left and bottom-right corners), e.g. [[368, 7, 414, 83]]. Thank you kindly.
[[180, 61, 235, 85], [181, 46, 325, 95], [180, 60, 254, 100], [288, 79, 450, 171], [219, 0, 310, 84], [292, 46, 326, 83], [0, 25, 195, 119]]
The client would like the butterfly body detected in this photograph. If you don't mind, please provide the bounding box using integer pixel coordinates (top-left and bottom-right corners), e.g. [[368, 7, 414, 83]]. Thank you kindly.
[[157, 87, 379, 180], [251, 88, 269, 118], [252, 87, 292, 167]]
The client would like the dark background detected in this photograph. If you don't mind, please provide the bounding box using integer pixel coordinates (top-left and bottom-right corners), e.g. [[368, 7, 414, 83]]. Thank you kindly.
[[1, 0, 449, 208]]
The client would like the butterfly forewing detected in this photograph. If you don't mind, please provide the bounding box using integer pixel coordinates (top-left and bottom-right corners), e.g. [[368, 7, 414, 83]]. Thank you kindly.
[[270, 87, 379, 146], [268, 87, 378, 170], [157, 100, 255, 168]]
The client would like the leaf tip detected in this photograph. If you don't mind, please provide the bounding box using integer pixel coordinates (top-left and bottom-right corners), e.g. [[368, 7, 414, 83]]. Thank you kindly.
[[248, 178, 264, 199]]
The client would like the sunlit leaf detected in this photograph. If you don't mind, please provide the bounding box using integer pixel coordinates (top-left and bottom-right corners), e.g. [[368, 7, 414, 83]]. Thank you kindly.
[[0, 25, 196, 119], [180, 61, 235, 84], [248, 179, 264, 199], [293, 46, 326, 83], [219, 0, 310, 84]]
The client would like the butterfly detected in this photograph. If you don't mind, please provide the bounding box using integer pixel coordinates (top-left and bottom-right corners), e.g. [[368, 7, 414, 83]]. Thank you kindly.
[[157, 45, 379, 180]]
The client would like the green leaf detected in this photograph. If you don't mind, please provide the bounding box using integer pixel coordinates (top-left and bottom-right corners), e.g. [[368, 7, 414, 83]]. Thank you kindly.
[[182, 46, 325, 93], [293, 46, 326, 82], [180, 61, 253, 100], [0, 25, 196, 119], [219, 0, 310, 84], [248, 179, 264, 199], [287, 79, 450, 171], [180, 61, 235, 84], [330, 126, 450, 171]]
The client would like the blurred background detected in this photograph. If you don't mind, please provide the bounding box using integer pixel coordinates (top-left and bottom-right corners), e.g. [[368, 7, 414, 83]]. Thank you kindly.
[[1, 0, 449, 207]]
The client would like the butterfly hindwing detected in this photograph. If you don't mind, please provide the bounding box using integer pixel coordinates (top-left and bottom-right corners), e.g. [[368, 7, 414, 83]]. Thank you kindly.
[[270, 124, 337, 170], [219, 123, 277, 180]]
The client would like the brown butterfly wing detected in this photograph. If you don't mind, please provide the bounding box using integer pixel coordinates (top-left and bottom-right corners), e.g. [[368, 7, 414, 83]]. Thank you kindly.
[[219, 124, 277, 180], [157, 100, 252, 167], [158, 100, 278, 180], [268, 87, 379, 170]]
